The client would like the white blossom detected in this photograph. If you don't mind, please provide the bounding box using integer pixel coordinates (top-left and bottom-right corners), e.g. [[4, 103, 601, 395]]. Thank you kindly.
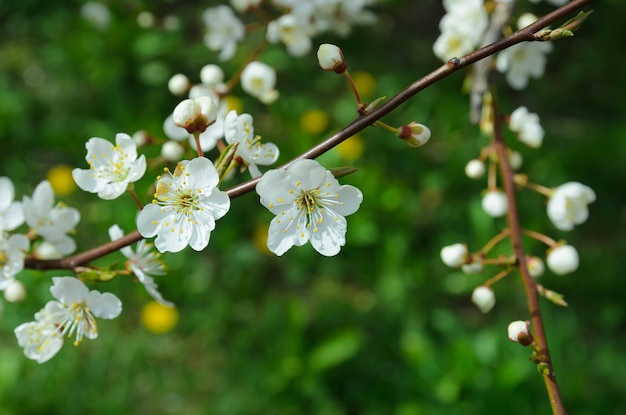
[[433, 0, 487, 61], [172, 96, 217, 135], [15, 277, 122, 363], [496, 41, 553, 90], [241, 61, 278, 104], [547, 182, 596, 231], [137, 157, 230, 253], [267, 14, 313, 57], [509, 106, 544, 148], [0, 177, 24, 233], [72, 133, 147, 200], [23, 181, 80, 255], [223, 110, 280, 177], [109, 225, 172, 307], [0, 233, 29, 290], [256, 159, 363, 256], [202, 5, 245, 61]]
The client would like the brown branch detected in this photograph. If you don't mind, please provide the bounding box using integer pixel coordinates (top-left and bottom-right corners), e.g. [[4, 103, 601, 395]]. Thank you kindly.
[[491, 95, 567, 415], [23, 0, 594, 271]]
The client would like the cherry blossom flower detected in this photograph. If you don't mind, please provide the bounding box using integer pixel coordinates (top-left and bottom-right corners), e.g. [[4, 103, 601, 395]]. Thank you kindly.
[[267, 14, 313, 57], [547, 182, 596, 231], [241, 61, 278, 104], [0, 233, 29, 290], [23, 181, 80, 256], [433, 0, 487, 61], [223, 110, 280, 178], [137, 157, 230, 253], [256, 159, 363, 256], [109, 225, 172, 306], [172, 96, 217, 135], [0, 177, 24, 233], [72, 133, 147, 200], [496, 41, 553, 90], [202, 5, 245, 61], [509, 107, 544, 148], [15, 277, 122, 363]]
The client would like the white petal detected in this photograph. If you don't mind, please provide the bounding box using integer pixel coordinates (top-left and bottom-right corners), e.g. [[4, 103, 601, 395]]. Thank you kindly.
[[50, 277, 89, 304], [87, 291, 122, 319]]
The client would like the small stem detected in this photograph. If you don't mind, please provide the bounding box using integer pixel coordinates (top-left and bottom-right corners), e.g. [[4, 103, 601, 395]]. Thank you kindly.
[[483, 268, 512, 287], [523, 181, 554, 197], [522, 229, 558, 247], [491, 90, 568, 415], [480, 228, 511, 254], [344, 70, 362, 105], [193, 132, 204, 157], [373, 120, 398, 133], [127, 188, 143, 210]]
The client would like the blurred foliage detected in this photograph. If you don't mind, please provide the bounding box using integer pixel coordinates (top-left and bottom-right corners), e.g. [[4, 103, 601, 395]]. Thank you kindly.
[[1, 0, 626, 414]]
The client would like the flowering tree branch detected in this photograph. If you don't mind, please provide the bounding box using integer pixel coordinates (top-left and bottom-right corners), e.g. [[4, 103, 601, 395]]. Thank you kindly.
[[491, 91, 567, 415], [24, 0, 594, 277]]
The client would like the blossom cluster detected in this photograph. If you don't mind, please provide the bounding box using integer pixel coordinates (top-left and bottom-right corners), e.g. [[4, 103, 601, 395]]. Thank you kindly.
[[203, 1, 379, 61]]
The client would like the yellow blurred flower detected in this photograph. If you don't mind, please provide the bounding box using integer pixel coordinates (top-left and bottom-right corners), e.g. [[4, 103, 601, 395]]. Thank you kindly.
[[141, 301, 179, 334], [46, 165, 76, 196], [224, 95, 243, 113], [336, 135, 365, 161], [352, 71, 376, 98], [300, 109, 329, 135], [253, 224, 272, 255]]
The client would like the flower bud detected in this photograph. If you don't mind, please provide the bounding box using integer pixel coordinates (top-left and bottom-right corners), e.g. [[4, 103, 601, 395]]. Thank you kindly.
[[547, 182, 595, 231], [168, 73, 190, 96], [471, 286, 495, 314], [3, 280, 26, 303], [440, 243, 468, 268], [200, 64, 225, 85], [317, 43, 347, 74], [161, 140, 185, 162], [547, 245, 579, 275], [172, 96, 217, 134], [527, 256, 545, 278], [508, 150, 523, 170], [461, 261, 484, 275], [397, 122, 431, 148], [481, 190, 508, 218], [508, 320, 533, 346], [465, 159, 485, 179]]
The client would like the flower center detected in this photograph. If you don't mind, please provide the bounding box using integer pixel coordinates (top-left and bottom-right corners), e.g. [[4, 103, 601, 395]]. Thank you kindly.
[[57, 301, 98, 346]]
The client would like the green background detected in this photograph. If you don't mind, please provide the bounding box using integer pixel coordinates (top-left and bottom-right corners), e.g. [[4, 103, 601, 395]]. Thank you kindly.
[[1, 0, 624, 414]]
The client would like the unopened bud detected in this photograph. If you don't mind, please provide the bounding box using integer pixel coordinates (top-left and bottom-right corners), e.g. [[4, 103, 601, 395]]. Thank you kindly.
[[397, 122, 431, 148], [465, 159, 485, 179], [547, 244, 579, 275], [471, 286, 495, 314], [161, 141, 185, 162], [440, 243, 468, 268], [168, 73, 190, 96], [508, 320, 533, 346], [3, 280, 26, 303], [481, 190, 508, 218], [317, 43, 347, 74], [172, 96, 217, 134], [527, 256, 545, 278]]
